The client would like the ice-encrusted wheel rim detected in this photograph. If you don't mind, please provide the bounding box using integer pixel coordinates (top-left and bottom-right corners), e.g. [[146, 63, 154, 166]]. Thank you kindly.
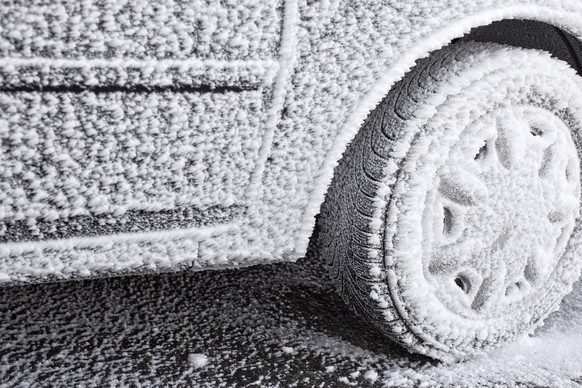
[[424, 106, 580, 316], [379, 46, 582, 359]]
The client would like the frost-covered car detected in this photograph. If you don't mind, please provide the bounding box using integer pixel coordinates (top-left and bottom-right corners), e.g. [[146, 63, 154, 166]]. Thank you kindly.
[[2, 0, 582, 362]]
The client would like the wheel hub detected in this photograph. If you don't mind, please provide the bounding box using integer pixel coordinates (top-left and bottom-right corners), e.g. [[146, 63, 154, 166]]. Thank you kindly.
[[424, 106, 580, 316]]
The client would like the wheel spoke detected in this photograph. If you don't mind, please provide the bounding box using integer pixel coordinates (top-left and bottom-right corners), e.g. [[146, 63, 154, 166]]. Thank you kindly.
[[539, 143, 571, 184], [565, 157, 579, 186], [428, 238, 482, 275], [524, 247, 549, 285], [548, 193, 579, 224], [495, 113, 526, 170], [438, 167, 488, 206], [471, 262, 506, 311]]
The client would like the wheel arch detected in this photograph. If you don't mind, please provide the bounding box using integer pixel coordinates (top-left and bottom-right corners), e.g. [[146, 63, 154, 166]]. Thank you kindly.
[[295, 5, 582, 256]]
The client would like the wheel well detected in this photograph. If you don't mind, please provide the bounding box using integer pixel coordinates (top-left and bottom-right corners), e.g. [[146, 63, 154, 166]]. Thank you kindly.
[[303, 16, 582, 257], [453, 19, 582, 75]]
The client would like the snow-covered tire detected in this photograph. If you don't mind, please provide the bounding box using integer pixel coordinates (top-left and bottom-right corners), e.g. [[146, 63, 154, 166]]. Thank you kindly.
[[319, 41, 582, 361]]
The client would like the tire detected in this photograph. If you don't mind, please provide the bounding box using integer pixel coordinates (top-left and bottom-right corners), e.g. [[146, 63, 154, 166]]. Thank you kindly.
[[319, 41, 582, 361]]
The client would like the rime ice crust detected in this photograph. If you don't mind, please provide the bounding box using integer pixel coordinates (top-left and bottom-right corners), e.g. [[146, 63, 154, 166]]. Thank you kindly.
[[320, 42, 582, 361], [3, 0, 582, 286], [422, 107, 580, 316], [0, 0, 285, 281], [0, 0, 282, 61], [0, 91, 263, 239], [387, 50, 582, 357]]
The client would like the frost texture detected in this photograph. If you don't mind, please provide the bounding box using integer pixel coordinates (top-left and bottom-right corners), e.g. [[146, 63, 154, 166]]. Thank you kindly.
[[0, 0, 281, 61], [1, 256, 581, 386], [0, 0, 283, 281], [3, 0, 582, 284], [376, 47, 582, 360], [318, 39, 582, 360], [0, 92, 263, 237]]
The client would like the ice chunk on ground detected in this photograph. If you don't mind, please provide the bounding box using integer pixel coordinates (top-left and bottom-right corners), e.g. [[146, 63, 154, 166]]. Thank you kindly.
[[188, 353, 208, 369]]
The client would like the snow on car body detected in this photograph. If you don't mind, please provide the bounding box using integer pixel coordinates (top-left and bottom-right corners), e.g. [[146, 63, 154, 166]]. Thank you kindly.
[[0, 0, 282, 279], [3, 0, 582, 361]]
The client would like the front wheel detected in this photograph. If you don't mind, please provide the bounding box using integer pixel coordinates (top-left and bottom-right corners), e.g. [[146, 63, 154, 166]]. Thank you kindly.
[[319, 41, 582, 361]]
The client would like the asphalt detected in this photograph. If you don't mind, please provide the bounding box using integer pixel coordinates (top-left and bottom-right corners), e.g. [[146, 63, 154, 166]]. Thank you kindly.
[[1, 240, 581, 387]]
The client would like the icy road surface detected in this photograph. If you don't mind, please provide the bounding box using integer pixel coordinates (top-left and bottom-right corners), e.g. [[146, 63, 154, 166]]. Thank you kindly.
[[1, 237, 582, 387]]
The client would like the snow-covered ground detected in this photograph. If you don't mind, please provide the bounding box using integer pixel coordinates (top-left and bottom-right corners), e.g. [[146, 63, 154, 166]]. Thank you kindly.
[[0, 238, 581, 387]]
